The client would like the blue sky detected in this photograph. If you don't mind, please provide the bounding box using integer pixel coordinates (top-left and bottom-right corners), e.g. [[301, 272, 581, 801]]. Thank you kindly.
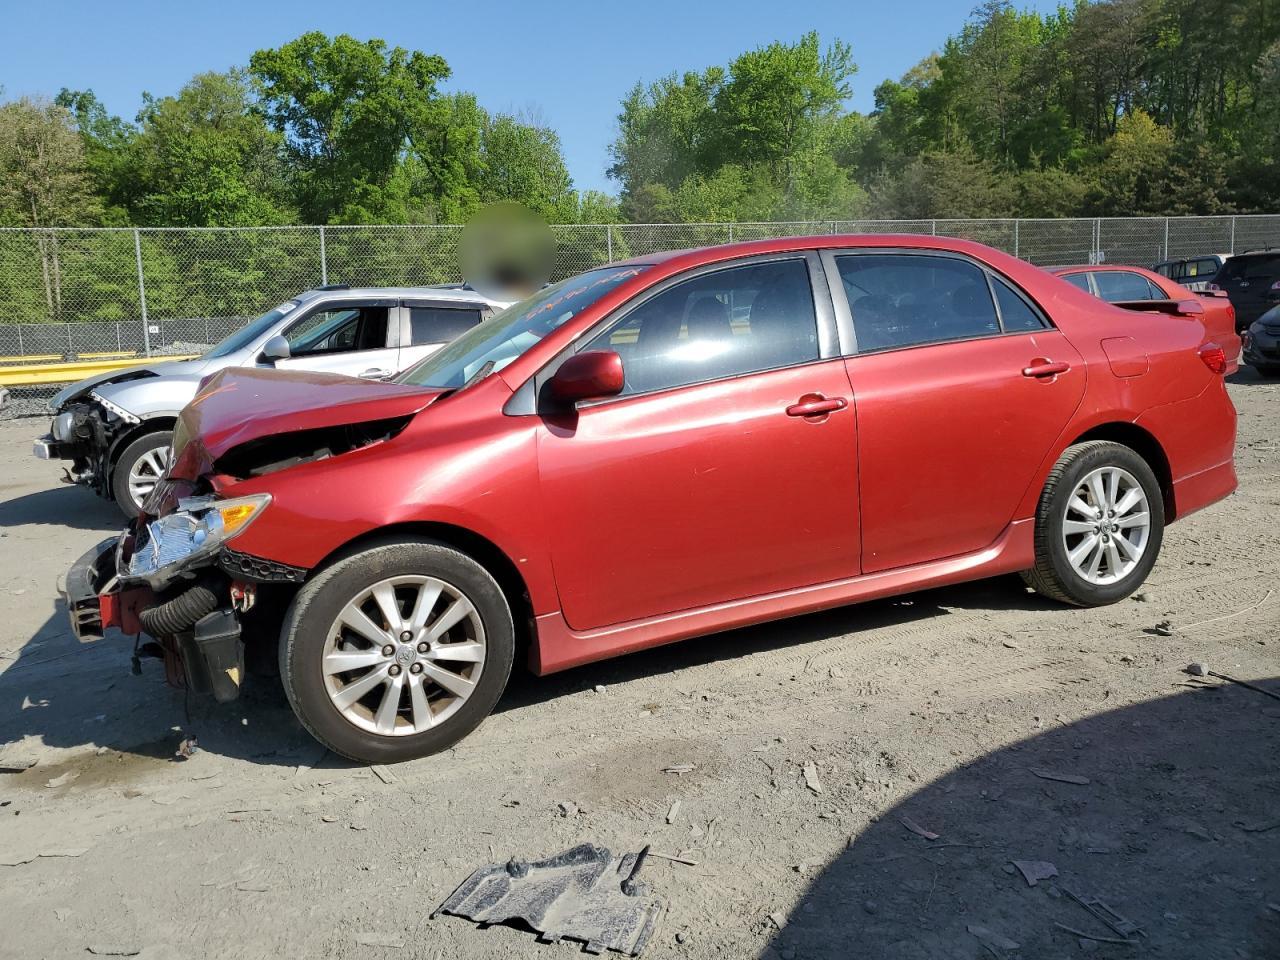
[[0, 0, 1061, 194]]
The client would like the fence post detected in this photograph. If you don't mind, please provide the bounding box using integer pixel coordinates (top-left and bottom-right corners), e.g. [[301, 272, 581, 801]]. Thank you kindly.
[[319, 226, 328, 285], [931, 220, 937, 236], [1014, 220, 1020, 259], [1163, 218, 1170, 261], [727, 223, 734, 242], [1230, 216, 1237, 254], [1093, 219, 1102, 264], [606, 224, 613, 262], [133, 228, 152, 357]]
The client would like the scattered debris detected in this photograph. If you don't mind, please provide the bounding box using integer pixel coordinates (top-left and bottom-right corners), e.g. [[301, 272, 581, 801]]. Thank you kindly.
[[86, 946, 140, 957], [370, 764, 397, 785], [173, 736, 199, 761], [646, 851, 699, 866], [1150, 621, 1174, 637], [354, 933, 405, 948], [433, 843, 663, 956], [1030, 768, 1091, 786], [666, 800, 681, 824], [966, 923, 1020, 955], [1180, 588, 1273, 632], [46, 770, 80, 789], [1186, 662, 1209, 677], [235, 881, 270, 892], [558, 801, 579, 818], [54, 908, 70, 922], [321, 815, 337, 823], [1234, 819, 1280, 833], [768, 911, 787, 930], [802, 761, 823, 794], [1206, 670, 1280, 703], [1002, 639, 1020, 650], [593, 684, 607, 694], [1063, 887, 1144, 940], [900, 815, 939, 841], [662, 763, 696, 775], [1053, 922, 1136, 945], [1010, 860, 1058, 886]]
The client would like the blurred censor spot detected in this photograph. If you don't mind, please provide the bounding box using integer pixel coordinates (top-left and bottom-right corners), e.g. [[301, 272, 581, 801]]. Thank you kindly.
[[461, 203, 554, 302]]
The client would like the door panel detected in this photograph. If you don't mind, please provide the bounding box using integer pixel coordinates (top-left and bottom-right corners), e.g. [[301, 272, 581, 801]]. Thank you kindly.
[[538, 361, 860, 631], [847, 331, 1085, 573]]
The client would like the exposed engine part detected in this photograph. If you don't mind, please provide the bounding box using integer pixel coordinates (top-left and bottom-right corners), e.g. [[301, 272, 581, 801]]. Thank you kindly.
[[138, 575, 222, 637], [230, 581, 257, 613], [214, 415, 413, 479]]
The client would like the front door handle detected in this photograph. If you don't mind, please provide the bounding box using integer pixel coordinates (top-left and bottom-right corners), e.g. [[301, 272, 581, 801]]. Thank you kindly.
[[786, 394, 848, 419], [359, 367, 394, 380], [1022, 359, 1070, 378]]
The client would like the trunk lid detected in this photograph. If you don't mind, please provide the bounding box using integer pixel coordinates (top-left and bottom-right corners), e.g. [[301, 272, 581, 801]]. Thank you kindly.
[[169, 367, 444, 479]]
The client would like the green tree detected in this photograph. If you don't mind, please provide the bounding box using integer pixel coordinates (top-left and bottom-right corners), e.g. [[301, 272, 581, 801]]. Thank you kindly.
[[478, 115, 575, 219], [249, 32, 462, 223], [125, 71, 294, 226]]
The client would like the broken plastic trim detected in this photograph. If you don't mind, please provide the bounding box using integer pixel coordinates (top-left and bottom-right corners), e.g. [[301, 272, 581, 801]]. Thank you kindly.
[[213, 415, 413, 479], [433, 843, 664, 956]]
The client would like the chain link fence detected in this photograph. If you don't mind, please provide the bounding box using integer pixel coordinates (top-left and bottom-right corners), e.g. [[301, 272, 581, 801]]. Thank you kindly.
[[2, 216, 1278, 366]]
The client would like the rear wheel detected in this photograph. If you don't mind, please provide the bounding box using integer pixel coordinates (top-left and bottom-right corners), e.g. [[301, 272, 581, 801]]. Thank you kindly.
[[1022, 441, 1164, 607], [111, 430, 172, 517], [280, 539, 514, 763]]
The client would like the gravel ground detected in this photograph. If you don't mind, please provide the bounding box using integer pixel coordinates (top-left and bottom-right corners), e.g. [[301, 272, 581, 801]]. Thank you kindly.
[[0, 372, 1277, 960]]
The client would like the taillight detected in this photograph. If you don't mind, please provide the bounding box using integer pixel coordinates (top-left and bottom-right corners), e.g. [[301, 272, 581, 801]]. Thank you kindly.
[[1198, 342, 1227, 375]]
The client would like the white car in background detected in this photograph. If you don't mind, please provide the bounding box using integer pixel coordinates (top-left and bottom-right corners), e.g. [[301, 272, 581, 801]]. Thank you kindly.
[[34, 284, 510, 516]]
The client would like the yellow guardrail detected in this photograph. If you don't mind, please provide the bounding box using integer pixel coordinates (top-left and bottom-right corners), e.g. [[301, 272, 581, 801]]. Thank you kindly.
[[0, 353, 62, 365], [0, 354, 198, 387]]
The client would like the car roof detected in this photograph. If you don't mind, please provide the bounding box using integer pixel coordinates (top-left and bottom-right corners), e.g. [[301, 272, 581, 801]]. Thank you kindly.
[[1048, 264, 1163, 278], [607, 233, 1032, 271], [294, 285, 511, 307]]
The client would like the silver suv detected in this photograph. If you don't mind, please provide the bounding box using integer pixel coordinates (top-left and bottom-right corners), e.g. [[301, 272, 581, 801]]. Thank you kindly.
[[34, 284, 509, 516]]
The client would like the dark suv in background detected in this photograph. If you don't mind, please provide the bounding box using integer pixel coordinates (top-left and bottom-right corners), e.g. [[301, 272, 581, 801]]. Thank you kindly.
[[1211, 250, 1280, 332]]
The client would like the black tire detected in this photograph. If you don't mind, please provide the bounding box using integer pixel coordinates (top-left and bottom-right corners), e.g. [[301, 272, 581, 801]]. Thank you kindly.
[[1021, 441, 1164, 607], [1252, 364, 1280, 379], [111, 430, 173, 517], [279, 539, 514, 763]]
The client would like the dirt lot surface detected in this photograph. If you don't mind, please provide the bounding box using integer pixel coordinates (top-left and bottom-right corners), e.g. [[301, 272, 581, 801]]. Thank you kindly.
[[1, 373, 1277, 960]]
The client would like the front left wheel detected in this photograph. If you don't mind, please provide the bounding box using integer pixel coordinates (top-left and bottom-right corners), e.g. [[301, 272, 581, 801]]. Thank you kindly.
[[111, 430, 172, 517], [280, 539, 514, 763]]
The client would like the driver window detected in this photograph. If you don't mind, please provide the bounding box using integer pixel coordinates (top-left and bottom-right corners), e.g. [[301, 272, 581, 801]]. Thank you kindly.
[[584, 258, 820, 396], [286, 305, 389, 356]]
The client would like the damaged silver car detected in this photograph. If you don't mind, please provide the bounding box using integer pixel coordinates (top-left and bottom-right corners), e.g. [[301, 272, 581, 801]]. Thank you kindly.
[[33, 284, 509, 516]]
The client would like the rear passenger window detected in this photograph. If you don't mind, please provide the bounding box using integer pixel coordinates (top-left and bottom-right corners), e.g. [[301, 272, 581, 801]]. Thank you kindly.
[[409, 306, 483, 345], [836, 254, 999, 352], [991, 276, 1047, 331], [1062, 273, 1092, 293], [1093, 271, 1158, 303]]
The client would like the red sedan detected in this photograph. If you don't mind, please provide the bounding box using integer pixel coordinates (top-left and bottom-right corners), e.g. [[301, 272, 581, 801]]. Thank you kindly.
[[1049, 263, 1240, 371], [68, 236, 1238, 762]]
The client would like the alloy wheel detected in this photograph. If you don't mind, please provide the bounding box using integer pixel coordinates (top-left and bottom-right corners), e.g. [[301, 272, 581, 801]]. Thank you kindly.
[[322, 575, 486, 736], [1061, 465, 1151, 586], [127, 445, 171, 507]]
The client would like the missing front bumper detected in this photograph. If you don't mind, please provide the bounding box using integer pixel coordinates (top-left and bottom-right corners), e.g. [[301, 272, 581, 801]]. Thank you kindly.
[[65, 538, 119, 643]]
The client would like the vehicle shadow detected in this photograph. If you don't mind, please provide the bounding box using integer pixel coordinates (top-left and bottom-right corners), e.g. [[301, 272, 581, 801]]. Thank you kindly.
[[759, 679, 1280, 959], [498, 574, 1056, 712], [0, 574, 1051, 771], [1227, 366, 1279, 386], [0, 484, 124, 531]]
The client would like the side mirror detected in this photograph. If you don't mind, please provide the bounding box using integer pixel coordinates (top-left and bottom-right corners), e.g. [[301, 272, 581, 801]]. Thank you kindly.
[[259, 335, 291, 364], [549, 350, 624, 405]]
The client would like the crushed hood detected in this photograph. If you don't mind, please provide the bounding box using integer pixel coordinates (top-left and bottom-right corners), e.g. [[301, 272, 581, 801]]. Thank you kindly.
[[50, 356, 212, 411], [169, 367, 445, 479]]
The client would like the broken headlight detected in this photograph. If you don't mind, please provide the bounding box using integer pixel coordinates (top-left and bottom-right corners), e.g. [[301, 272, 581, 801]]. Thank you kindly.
[[127, 494, 271, 581]]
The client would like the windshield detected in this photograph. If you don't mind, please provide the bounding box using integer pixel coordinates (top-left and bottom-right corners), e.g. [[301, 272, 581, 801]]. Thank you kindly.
[[204, 301, 299, 359], [396, 267, 646, 389]]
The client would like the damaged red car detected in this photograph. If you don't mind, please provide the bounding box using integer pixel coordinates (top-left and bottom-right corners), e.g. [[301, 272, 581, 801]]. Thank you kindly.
[[67, 236, 1238, 763]]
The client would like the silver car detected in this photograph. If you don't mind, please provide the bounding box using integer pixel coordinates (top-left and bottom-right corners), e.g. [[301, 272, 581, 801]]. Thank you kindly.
[[34, 284, 509, 516]]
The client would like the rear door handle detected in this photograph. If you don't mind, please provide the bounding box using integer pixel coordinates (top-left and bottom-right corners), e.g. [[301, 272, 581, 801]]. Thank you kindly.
[[359, 368, 394, 380], [786, 394, 848, 418], [1022, 359, 1070, 378]]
